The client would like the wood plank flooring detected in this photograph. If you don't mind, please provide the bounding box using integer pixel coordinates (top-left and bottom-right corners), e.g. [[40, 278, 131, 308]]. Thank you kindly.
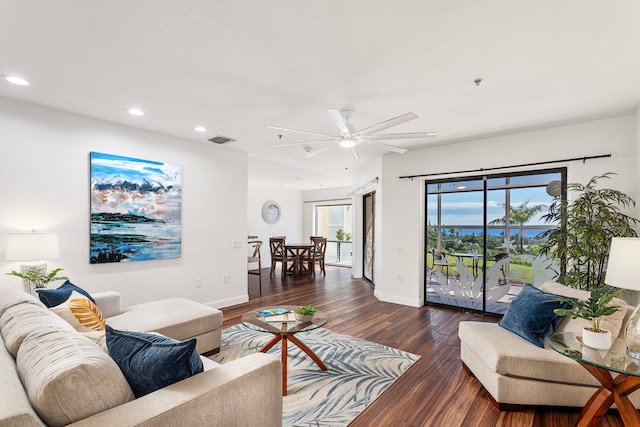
[[222, 266, 625, 427]]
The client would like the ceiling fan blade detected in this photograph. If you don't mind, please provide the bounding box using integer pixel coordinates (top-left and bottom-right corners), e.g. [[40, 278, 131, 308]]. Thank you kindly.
[[366, 132, 437, 140], [327, 109, 352, 138], [268, 139, 333, 148], [365, 140, 408, 154], [267, 125, 336, 139], [305, 145, 335, 158], [348, 147, 360, 160], [354, 112, 418, 136]]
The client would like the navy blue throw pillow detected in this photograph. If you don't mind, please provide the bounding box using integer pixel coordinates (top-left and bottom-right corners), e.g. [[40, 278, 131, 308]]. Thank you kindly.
[[105, 325, 204, 397], [36, 280, 96, 308], [499, 284, 575, 348]]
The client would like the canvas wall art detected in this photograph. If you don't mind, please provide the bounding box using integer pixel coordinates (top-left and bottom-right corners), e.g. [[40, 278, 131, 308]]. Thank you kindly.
[[90, 152, 182, 263]]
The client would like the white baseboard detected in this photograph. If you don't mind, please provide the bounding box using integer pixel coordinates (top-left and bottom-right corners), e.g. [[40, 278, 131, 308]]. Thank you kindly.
[[373, 288, 422, 308], [207, 294, 249, 309]]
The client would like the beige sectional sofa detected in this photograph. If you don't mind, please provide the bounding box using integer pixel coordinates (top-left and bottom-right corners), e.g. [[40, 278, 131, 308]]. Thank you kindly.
[[459, 281, 640, 409], [0, 286, 283, 426]]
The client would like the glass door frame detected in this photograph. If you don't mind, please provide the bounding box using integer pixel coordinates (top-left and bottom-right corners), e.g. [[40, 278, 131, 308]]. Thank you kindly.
[[424, 167, 566, 314], [363, 191, 375, 284]]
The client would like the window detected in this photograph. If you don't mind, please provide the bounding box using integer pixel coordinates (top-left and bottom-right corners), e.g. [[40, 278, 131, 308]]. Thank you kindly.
[[315, 204, 352, 265], [425, 168, 565, 314]]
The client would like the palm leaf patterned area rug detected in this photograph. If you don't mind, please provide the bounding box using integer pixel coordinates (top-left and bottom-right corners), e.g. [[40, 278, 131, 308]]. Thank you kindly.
[[210, 324, 421, 427]]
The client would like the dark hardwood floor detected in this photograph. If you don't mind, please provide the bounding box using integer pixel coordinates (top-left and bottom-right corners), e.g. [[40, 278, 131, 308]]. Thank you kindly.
[[222, 266, 624, 427]]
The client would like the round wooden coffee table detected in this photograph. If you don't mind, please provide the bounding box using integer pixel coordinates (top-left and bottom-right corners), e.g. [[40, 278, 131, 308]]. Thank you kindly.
[[241, 306, 328, 395]]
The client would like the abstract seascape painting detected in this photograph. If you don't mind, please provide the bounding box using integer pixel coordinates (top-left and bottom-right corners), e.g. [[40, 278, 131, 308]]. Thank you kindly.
[[90, 152, 182, 263]]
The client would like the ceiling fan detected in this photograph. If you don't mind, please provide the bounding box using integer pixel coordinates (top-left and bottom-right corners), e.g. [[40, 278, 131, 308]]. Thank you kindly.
[[267, 109, 436, 159]]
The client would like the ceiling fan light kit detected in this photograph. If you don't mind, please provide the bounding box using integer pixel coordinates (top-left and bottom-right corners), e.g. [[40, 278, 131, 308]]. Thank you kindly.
[[338, 138, 356, 148], [267, 109, 436, 158]]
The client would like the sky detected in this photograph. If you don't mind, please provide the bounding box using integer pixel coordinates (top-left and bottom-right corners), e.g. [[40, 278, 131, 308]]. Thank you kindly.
[[426, 171, 562, 229]]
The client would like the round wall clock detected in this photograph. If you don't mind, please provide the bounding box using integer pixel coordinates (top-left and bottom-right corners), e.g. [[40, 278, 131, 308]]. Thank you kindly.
[[262, 200, 281, 224]]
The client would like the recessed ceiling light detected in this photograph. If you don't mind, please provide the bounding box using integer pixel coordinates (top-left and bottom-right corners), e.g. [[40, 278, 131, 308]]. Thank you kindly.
[[3, 75, 29, 86], [127, 108, 145, 116], [194, 126, 207, 132]]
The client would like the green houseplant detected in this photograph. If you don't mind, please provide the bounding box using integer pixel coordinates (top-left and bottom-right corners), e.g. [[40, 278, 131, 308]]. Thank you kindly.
[[295, 305, 317, 322], [553, 286, 622, 349], [6, 267, 68, 289], [539, 173, 639, 292]]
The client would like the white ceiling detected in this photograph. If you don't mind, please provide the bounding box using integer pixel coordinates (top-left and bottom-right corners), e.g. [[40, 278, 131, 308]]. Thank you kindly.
[[2, 1, 640, 190]]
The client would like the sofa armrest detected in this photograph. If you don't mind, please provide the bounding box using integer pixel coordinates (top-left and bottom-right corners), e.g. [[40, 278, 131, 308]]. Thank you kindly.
[[68, 353, 283, 427], [91, 291, 122, 318]]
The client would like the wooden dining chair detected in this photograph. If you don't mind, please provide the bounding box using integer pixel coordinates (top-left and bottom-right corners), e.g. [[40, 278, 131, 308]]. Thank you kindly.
[[248, 240, 262, 295], [269, 236, 290, 278], [305, 236, 327, 276]]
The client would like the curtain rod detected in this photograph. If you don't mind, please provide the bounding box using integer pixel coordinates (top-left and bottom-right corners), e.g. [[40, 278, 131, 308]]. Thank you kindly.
[[398, 154, 612, 180], [346, 176, 379, 196]]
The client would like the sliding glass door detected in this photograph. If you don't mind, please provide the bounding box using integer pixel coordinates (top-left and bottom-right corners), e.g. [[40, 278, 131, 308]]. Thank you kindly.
[[363, 192, 375, 284], [425, 169, 565, 314]]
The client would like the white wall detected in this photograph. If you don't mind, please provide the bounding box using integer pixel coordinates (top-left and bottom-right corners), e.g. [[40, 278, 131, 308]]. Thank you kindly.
[[247, 184, 303, 269], [0, 97, 249, 308], [375, 114, 639, 307]]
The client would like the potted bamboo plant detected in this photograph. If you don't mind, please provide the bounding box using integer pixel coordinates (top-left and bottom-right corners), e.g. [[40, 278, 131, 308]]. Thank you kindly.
[[539, 173, 639, 292]]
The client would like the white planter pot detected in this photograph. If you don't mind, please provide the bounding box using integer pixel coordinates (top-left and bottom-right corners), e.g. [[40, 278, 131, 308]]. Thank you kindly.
[[295, 313, 314, 322], [582, 328, 612, 350]]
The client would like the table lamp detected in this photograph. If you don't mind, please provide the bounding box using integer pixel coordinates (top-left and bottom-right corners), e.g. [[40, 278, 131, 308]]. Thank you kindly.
[[604, 237, 640, 359], [5, 231, 61, 292]]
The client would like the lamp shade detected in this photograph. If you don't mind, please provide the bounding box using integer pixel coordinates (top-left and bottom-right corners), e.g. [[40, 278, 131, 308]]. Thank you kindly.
[[5, 232, 60, 261], [605, 237, 640, 291]]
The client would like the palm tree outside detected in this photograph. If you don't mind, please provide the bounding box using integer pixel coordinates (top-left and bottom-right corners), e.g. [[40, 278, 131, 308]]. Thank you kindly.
[[489, 199, 545, 254]]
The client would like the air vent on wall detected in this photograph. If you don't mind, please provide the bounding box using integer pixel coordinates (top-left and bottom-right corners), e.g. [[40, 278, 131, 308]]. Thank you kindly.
[[208, 135, 236, 144]]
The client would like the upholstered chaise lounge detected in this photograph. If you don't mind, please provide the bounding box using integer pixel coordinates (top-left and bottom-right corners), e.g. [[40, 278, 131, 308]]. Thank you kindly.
[[459, 281, 640, 409], [92, 290, 223, 355]]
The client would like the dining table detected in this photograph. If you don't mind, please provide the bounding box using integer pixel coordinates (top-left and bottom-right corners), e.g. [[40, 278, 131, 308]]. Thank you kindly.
[[284, 243, 313, 275], [452, 252, 482, 277]]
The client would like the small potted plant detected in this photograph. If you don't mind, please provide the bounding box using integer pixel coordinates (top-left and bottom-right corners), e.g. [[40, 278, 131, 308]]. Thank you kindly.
[[6, 267, 68, 292], [553, 286, 622, 350], [295, 305, 317, 322]]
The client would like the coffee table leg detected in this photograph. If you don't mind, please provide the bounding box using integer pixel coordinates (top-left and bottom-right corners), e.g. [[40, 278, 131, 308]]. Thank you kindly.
[[258, 332, 326, 396], [260, 335, 281, 353], [289, 334, 327, 371], [613, 375, 640, 426], [577, 362, 640, 427], [282, 335, 288, 396]]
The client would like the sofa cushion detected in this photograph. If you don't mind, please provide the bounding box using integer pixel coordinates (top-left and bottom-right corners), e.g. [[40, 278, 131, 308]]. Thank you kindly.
[[106, 297, 223, 343], [105, 325, 204, 397], [0, 286, 42, 318], [16, 328, 134, 427], [0, 301, 75, 358], [541, 281, 627, 338], [0, 334, 44, 426], [36, 280, 95, 308], [499, 284, 574, 348]]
